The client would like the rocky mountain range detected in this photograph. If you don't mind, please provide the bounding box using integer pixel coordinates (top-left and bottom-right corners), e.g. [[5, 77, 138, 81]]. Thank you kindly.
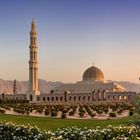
[[0, 79, 63, 94], [0, 79, 139, 94]]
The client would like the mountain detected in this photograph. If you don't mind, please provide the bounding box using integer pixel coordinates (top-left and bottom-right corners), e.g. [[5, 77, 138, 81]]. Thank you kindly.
[[0, 79, 139, 94], [0, 79, 63, 94]]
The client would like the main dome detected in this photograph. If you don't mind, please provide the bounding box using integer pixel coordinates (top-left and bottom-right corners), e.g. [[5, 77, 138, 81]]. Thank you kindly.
[[82, 66, 104, 82]]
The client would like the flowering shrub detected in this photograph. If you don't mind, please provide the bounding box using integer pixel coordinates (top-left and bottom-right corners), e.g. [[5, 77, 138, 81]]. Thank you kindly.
[[0, 122, 140, 139], [54, 125, 140, 140], [0, 122, 51, 140]]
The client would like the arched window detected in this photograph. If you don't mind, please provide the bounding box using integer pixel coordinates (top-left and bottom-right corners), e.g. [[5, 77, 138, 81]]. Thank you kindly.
[[79, 96, 81, 101], [69, 96, 72, 101], [113, 95, 116, 100], [83, 96, 86, 101], [33, 37, 35, 45], [118, 95, 122, 100], [74, 96, 76, 101], [128, 95, 132, 100], [88, 96, 90, 101], [32, 52, 34, 59], [43, 97, 46, 101], [123, 96, 127, 100], [60, 97, 63, 101], [34, 52, 35, 60], [56, 97, 58, 101], [52, 97, 54, 101], [29, 95, 33, 101], [108, 95, 111, 100], [47, 97, 50, 101], [37, 97, 40, 101]]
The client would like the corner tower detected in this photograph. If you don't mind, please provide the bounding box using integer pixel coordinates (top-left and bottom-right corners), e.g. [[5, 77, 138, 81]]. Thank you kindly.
[[28, 20, 39, 101]]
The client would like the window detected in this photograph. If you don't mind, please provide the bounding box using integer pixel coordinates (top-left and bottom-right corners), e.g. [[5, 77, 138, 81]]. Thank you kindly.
[[47, 97, 50, 101], [43, 97, 46, 101], [79, 96, 81, 101], [113, 95, 116, 100], [88, 96, 90, 101], [118, 96, 122, 100], [34, 37, 36, 44], [108, 95, 111, 100], [123, 96, 127, 100], [128, 95, 131, 100], [60, 97, 63, 101], [52, 97, 54, 101], [56, 97, 58, 101], [37, 97, 40, 101], [29, 95, 32, 101], [34, 52, 35, 60], [83, 96, 86, 101]]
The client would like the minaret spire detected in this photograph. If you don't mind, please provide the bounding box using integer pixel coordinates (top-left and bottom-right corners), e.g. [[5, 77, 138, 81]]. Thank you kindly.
[[31, 19, 36, 33], [28, 19, 39, 101]]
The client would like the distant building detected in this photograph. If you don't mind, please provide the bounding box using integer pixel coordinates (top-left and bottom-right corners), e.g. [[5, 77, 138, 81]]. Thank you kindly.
[[0, 20, 136, 103], [38, 65, 136, 103], [54, 65, 126, 94]]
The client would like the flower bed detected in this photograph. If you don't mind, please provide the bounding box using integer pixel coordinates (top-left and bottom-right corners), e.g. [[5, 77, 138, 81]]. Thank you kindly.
[[0, 122, 51, 140], [54, 126, 140, 140], [0, 122, 140, 139]]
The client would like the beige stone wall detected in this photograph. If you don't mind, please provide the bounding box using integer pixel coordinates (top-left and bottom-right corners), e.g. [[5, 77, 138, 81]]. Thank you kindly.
[[0, 91, 136, 103], [37, 91, 136, 103], [106, 92, 136, 101]]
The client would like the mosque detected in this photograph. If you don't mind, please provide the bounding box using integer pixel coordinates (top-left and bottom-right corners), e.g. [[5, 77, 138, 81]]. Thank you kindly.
[[0, 20, 136, 103]]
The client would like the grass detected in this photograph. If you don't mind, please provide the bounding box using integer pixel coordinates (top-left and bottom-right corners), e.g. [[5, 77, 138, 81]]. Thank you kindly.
[[0, 114, 133, 131]]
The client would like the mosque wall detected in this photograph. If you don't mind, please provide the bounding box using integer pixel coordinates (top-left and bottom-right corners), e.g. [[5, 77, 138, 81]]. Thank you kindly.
[[106, 92, 136, 101], [0, 90, 136, 103], [0, 94, 27, 100], [36, 91, 136, 103]]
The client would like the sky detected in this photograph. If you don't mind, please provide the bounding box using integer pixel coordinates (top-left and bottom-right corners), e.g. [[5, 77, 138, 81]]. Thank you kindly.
[[0, 0, 140, 83]]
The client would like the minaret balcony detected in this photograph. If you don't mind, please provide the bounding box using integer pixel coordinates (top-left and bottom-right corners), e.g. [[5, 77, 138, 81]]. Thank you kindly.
[[29, 45, 37, 48], [29, 60, 38, 64]]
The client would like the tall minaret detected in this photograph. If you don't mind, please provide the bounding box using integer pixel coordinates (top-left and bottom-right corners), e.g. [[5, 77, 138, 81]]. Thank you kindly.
[[28, 20, 39, 100]]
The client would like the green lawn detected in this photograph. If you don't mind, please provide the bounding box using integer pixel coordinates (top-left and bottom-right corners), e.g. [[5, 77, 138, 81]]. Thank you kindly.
[[0, 114, 132, 131]]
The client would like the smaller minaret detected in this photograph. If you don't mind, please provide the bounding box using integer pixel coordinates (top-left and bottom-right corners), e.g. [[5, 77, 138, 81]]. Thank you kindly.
[[13, 79, 17, 94]]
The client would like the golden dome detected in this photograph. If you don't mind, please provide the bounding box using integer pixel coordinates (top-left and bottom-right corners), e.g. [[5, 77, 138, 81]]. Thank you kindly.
[[83, 66, 104, 82]]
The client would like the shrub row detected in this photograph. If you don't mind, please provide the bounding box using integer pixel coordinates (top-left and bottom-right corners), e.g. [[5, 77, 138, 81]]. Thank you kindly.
[[0, 122, 140, 140]]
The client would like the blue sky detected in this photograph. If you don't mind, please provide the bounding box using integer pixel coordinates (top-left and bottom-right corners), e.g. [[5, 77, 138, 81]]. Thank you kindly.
[[0, 0, 140, 82]]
